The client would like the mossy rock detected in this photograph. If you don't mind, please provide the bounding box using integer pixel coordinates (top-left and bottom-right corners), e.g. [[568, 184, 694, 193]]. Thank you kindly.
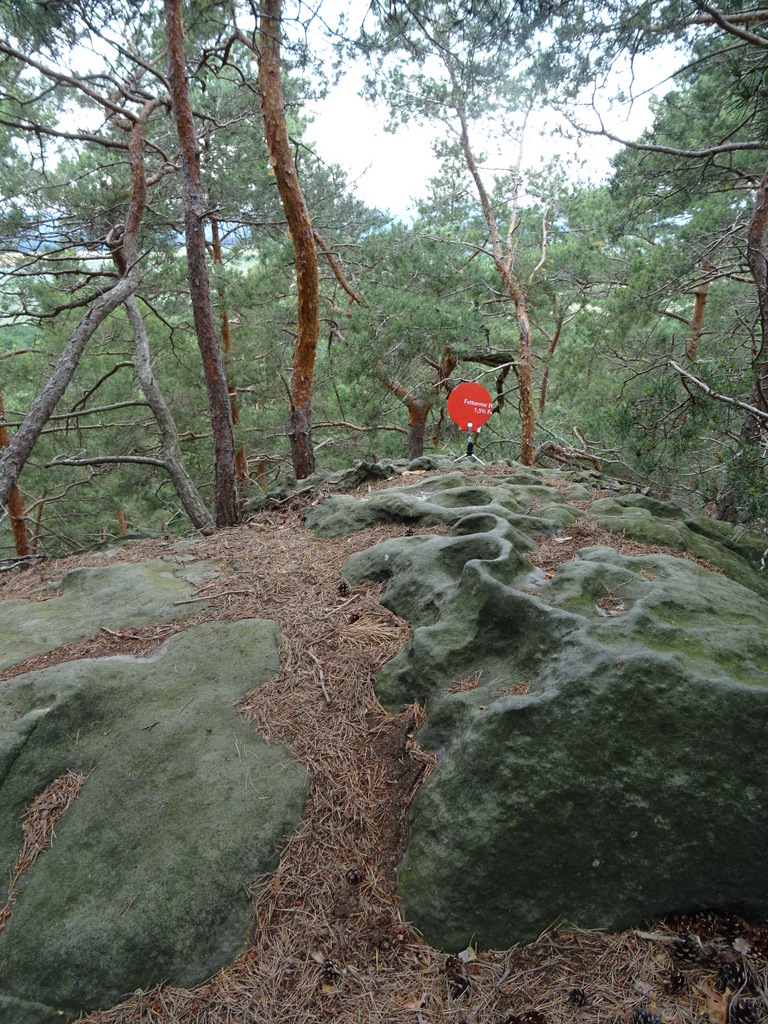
[[0, 558, 220, 672], [305, 471, 582, 539], [343, 488, 768, 950], [591, 496, 768, 598], [0, 620, 308, 1021]]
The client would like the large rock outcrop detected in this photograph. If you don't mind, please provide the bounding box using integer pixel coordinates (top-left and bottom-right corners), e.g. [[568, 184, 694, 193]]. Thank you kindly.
[[331, 468, 768, 950], [0, 617, 307, 1022]]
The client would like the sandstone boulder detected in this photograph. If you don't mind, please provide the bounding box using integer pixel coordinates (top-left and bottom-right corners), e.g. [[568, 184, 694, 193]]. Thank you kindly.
[[338, 472, 768, 949], [0, 620, 307, 1022]]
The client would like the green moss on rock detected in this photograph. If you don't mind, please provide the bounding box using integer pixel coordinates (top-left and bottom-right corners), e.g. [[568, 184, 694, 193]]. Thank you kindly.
[[342, 480, 768, 950], [0, 620, 307, 1021], [0, 558, 221, 671]]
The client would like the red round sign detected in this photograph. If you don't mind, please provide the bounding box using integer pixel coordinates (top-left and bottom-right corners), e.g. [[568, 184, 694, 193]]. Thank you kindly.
[[447, 382, 493, 431]]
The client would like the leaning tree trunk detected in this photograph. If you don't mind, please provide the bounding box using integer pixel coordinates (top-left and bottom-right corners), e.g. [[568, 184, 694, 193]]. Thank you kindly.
[[452, 78, 536, 465], [108, 99, 214, 534], [256, 0, 320, 479], [0, 110, 151, 512], [125, 297, 214, 532], [164, 0, 238, 525], [382, 373, 431, 459]]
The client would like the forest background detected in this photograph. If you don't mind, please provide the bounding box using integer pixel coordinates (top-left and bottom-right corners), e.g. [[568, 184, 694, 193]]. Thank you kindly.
[[1, 0, 767, 557]]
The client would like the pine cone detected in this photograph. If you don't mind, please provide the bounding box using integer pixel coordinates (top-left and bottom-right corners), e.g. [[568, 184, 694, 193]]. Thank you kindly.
[[717, 958, 755, 994], [727, 996, 765, 1024], [630, 1008, 663, 1024], [669, 932, 706, 969], [323, 957, 343, 982], [505, 1012, 547, 1024], [661, 966, 686, 993], [693, 910, 718, 941], [748, 924, 768, 959], [567, 988, 587, 1006], [444, 955, 470, 999], [719, 914, 750, 941]]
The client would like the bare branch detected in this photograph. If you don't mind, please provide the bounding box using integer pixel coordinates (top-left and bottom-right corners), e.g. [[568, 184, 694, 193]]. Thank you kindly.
[[0, 114, 129, 150], [0, 348, 52, 361], [668, 360, 768, 423], [577, 118, 763, 160], [528, 208, 549, 286], [691, 1, 768, 47], [0, 40, 139, 122], [313, 229, 366, 306], [70, 363, 134, 413], [45, 454, 167, 468]]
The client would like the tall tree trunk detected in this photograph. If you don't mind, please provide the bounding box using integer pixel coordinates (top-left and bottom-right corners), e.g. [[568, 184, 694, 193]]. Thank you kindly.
[[256, 0, 319, 479], [209, 215, 250, 488], [449, 70, 536, 465], [514, 296, 536, 465], [686, 263, 712, 362], [164, 0, 238, 525], [717, 164, 768, 520], [0, 394, 31, 557], [742, 165, 768, 440]]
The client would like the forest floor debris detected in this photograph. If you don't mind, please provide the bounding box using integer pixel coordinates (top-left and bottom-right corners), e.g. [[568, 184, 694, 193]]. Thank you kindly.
[[0, 467, 765, 1023]]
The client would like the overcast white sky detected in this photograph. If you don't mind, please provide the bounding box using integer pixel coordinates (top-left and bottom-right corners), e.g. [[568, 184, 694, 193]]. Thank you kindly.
[[303, 30, 674, 220]]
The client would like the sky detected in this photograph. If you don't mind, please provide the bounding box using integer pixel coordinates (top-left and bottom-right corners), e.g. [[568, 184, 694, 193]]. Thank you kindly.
[[301, 15, 674, 220]]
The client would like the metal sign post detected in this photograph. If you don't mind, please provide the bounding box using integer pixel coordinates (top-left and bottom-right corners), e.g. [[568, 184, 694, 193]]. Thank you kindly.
[[447, 383, 493, 465], [455, 422, 484, 465]]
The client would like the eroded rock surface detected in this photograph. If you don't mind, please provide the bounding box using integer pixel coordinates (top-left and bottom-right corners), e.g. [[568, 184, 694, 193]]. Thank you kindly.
[[0, 620, 307, 1022], [0, 557, 220, 671], [304, 468, 585, 539], [336, 469, 768, 949]]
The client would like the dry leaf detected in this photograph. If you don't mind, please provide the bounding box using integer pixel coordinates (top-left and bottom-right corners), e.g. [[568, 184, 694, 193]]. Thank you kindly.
[[400, 993, 426, 1011], [696, 982, 728, 1024]]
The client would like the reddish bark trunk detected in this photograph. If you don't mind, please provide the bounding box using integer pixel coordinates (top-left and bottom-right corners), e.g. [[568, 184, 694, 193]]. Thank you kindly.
[[258, 0, 319, 479], [686, 272, 710, 363], [0, 394, 31, 557], [164, 0, 238, 525], [406, 399, 431, 459], [382, 374, 431, 459]]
